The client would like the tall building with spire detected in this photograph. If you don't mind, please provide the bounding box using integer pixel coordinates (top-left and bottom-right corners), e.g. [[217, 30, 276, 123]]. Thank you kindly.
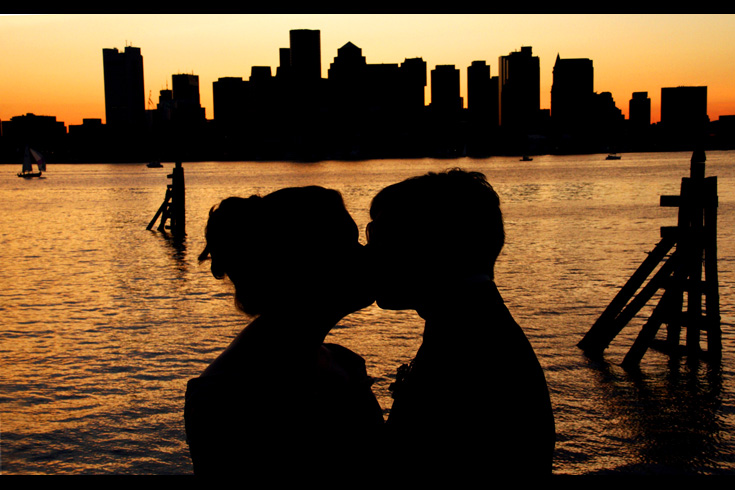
[[551, 54, 594, 134]]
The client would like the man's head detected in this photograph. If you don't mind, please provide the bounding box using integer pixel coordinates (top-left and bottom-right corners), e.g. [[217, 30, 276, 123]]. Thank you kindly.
[[367, 168, 504, 310]]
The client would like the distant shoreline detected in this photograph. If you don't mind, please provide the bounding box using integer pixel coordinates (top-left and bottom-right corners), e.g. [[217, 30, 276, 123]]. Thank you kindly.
[[3, 148, 732, 166]]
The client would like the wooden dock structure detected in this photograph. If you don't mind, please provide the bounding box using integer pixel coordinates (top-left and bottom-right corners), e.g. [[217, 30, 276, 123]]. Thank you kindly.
[[147, 162, 186, 237], [578, 149, 721, 369]]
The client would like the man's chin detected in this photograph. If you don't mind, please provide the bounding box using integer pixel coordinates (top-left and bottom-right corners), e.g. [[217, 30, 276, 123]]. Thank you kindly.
[[375, 296, 413, 311]]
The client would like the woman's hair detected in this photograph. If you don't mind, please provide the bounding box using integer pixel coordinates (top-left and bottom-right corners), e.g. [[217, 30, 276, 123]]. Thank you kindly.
[[199, 186, 359, 316]]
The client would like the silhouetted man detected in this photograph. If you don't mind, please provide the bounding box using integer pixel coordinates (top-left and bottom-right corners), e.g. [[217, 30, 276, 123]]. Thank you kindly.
[[367, 168, 555, 480]]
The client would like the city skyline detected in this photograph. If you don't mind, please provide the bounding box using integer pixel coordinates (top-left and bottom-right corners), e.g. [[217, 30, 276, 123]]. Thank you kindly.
[[3, 13, 735, 127]]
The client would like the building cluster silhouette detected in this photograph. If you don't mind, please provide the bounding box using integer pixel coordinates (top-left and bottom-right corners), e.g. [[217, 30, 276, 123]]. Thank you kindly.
[[2, 29, 734, 163]]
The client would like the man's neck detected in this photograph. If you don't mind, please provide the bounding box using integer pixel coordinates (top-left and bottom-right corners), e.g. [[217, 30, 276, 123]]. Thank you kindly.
[[416, 274, 494, 321]]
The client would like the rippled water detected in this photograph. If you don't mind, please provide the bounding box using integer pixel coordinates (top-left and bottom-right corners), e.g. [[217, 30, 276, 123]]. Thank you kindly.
[[1, 152, 733, 475]]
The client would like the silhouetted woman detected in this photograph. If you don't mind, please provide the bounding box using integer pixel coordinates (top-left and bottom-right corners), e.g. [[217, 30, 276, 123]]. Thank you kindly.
[[184, 186, 383, 477]]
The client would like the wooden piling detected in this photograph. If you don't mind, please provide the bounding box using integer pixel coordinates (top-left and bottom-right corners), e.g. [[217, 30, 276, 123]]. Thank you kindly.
[[578, 149, 721, 368], [147, 162, 186, 237]]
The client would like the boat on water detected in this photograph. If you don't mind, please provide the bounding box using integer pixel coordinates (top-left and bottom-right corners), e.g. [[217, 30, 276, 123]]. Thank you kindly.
[[520, 155, 533, 161], [606, 153, 622, 160], [17, 147, 46, 178], [147, 161, 163, 168]]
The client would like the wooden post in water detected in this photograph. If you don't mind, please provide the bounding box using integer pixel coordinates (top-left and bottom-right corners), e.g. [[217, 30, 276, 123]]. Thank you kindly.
[[578, 149, 721, 368], [147, 162, 186, 237]]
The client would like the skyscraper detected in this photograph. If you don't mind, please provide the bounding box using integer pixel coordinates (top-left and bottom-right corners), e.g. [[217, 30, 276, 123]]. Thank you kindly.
[[399, 57, 427, 113], [661, 86, 708, 141], [551, 55, 593, 133], [171, 74, 206, 126], [213, 77, 246, 126], [172, 74, 200, 105], [277, 47, 292, 79], [629, 92, 651, 130], [328, 41, 367, 82], [498, 46, 540, 131], [327, 41, 368, 111], [467, 60, 495, 119], [102, 46, 145, 131], [466, 61, 498, 156], [328, 43, 426, 119], [430, 65, 462, 113], [289, 29, 322, 82]]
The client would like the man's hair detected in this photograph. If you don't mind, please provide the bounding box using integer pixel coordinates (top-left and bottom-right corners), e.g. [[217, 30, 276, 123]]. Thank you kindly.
[[370, 168, 504, 279]]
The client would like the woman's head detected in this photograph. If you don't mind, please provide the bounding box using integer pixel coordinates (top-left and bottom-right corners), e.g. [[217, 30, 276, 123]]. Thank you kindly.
[[199, 186, 371, 316]]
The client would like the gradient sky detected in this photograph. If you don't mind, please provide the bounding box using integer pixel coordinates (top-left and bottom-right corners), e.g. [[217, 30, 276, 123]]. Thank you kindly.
[[2, 13, 735, 127]]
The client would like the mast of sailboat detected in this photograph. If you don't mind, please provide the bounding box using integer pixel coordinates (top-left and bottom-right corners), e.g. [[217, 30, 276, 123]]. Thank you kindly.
[[22, 147, 33, 173]]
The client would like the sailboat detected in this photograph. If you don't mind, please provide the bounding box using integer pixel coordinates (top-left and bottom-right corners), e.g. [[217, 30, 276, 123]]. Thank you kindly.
[[17, 147, 46, 178]]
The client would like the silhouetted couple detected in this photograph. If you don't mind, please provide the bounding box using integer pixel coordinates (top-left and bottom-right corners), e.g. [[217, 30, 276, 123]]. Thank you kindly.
[[184, 168, 555, 481]]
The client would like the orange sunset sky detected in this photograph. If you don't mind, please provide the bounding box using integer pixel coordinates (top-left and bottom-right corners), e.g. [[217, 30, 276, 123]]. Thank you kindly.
[[2, 13, 735, 128]]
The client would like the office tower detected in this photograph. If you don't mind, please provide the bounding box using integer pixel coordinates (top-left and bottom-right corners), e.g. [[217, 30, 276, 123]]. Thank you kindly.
[[661, 86, 708, 141], [592, 92, 624, 126], [327, 42, 368, 117], [431, 65, 462, 113], [1, 113, 66, 146], [158, 89, 173, 105], [289, 29, 322, 81], [248, 67, 276, 121], [467, 61, 495, 117], [629, 92, 651, 129], [328, 43, 426, 121], [466, 61, 498, 156], [156, 88, 174, 122], [172, 74, 200, 106], [213, 77, 247, 126], [551, 55, 593, 133], [171, 74, 206, 125], [102, 46, 145, 130], [399, 57, 427, 113], [277, 48, 292, 79], [366, 63, 403, 111], [328, 42, 367, 81], [250, 66, 273, 84], [498, 46, 540, 130]]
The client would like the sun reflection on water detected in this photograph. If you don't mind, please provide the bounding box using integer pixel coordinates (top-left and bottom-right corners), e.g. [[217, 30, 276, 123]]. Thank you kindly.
[[1, 152, 733, 474]]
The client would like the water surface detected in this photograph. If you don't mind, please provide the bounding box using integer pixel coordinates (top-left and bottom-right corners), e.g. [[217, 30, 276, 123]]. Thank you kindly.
[[1, 151, 733, 475]]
